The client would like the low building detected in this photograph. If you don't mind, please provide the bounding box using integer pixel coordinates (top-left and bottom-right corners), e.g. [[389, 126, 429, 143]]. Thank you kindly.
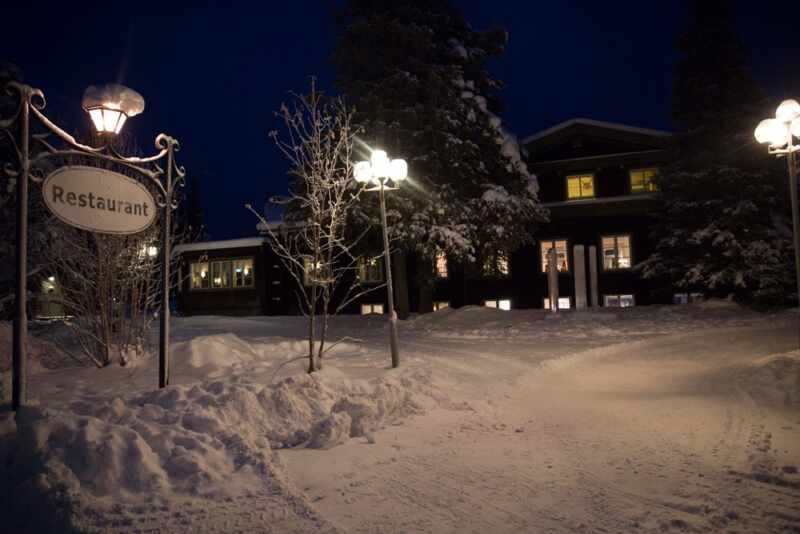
[[175, 118, 677, 317]]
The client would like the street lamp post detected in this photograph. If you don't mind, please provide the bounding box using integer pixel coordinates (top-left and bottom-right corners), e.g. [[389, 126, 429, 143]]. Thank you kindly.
[[354, 150, 408, 368], [1, 82, 184, 410], [755, 99, 800, 301]]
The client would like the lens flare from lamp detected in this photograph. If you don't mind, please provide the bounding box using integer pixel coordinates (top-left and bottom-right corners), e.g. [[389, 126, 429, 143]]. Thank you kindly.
[[776, 99, 800, 121]]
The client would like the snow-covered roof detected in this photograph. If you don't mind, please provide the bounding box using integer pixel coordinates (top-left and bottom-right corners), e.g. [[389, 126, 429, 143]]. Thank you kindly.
[[173, 237, 265, 254], [542, 193, 658, 208], [521, 118, 672, 145], [256, 220, 308, 233]]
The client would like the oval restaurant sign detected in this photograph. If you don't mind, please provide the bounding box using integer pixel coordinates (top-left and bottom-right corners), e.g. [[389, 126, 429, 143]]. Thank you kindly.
[[43, 166, 157, 235]]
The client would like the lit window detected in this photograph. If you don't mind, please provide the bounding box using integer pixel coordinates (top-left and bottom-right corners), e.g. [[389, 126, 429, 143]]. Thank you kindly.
[[358, 256, 384, 284], [540, 239, 569, 272], [232, 258, 254, 288], [435, 249, 448, 278], [191, 262, 210, 289], [434, 301, 449, 311], [566, 174, 594, 199], [482, 251, 509, 277], [604, 294, 635, 307], [484, 299, 511, 311], [303, 257, 329, 286], [360, 303, 384, 315], [543, 297, 571, 310], [601, 235, 632, 270], [674, 292, 704, 305], [629, 168, 658, 193], [211, 260, 232, 288]]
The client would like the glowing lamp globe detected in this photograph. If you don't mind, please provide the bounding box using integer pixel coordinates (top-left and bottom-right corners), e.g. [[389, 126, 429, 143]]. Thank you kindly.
[[354, 161, 372, 183], [82, 84, 145, 135], [370, 150, 391, 178], [389, 159, 408, 181], [776, 99, 800, 121], [754, 118, 789, 147], [791, 118, 800, 139]]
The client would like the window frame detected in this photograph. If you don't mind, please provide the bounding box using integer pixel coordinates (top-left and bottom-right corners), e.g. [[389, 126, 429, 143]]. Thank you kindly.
[[232, 258, 255, 289], [360, 303, 385, 315], [303, 256, 331, 287], [357, 256, 385, 285], [189, 256, 255, 291], [629, 167, 659, 194], [539, 238, 570, 273], [434, 249, 449, 279], [482, 250, 510, 278], [604, 294, 635, 308], [565, 173, 595, 200], [484, 299, 511, 311], [600, 234, 633, 271], [543, 297, 572, 310]]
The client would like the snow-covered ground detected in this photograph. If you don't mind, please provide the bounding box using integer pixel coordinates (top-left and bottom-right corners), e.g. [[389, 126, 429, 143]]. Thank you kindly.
[[1, 302, 799, 533]]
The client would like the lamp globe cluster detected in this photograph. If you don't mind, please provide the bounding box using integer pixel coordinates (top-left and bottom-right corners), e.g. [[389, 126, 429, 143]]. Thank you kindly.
[[754, 99, 800, 148], [354, 150, 408, 188]]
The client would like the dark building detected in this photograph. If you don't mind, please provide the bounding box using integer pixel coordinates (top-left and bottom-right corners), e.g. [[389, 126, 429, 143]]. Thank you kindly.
[[175, 118, 682, 317]]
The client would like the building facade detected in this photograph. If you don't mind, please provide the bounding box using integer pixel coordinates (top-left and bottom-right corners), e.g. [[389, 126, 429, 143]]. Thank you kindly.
[[175, 118, 679, 317]]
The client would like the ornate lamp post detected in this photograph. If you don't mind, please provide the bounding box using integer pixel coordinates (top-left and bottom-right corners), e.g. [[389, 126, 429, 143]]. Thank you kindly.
[[755, 99, 800, 301], [1, 82, 185, 411], [354, 150, 407, 368]]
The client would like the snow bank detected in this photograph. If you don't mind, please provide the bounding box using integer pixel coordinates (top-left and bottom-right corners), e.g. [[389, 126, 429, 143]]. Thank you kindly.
[[737, 350, 800, 409], [0, 322, 66, 375], [2, 355, 443, 529]]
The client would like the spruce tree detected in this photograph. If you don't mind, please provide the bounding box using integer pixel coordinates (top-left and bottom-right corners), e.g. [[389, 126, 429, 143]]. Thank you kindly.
[[333, 0, 546, 271], [640, 0, 795, 305]]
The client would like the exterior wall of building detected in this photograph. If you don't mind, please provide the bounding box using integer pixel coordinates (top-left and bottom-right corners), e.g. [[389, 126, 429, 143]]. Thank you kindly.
[[177, 245, 267, 316], [176, 120, 677, 317]]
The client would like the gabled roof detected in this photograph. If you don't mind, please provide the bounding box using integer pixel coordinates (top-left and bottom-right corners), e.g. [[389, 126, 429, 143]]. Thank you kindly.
[[521, 118, 672, 145]]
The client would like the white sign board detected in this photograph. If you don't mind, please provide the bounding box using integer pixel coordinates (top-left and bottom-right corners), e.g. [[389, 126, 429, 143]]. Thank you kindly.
[[43, 166, 157, 235]]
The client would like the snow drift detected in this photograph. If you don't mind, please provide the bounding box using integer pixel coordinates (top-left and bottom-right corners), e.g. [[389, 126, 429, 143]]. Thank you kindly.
[[2, 356, 442, 531]]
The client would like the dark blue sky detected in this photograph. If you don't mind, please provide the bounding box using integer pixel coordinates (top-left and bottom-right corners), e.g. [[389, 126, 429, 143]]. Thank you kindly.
[[3, 1, 797, 239]]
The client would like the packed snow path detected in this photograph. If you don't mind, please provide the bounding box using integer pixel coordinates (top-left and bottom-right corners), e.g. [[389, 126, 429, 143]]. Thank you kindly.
[[1, 304, 799, 533], [284, 321, 800, 533]]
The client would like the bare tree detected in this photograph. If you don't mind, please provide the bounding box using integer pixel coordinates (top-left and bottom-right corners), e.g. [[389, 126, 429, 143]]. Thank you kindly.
[[247, 80, 382, 373], [40, 132, 189, 367]]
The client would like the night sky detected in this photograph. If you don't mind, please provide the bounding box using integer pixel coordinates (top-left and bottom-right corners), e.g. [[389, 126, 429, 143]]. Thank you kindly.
[[3, 1, 798, 240]]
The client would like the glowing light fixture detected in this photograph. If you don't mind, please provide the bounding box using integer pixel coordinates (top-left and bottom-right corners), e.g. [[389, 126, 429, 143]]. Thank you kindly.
[[776, 99, 800, 121], [82, 84, 145, 135], [47, 276, 55, 282], [353, 148, 408, 368], [754, 97, 800, 308], [355, 149, 408, 190]]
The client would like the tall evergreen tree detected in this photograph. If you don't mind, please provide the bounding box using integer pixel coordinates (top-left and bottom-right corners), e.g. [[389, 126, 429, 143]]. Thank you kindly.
[[333, 0, 546, 270], [640, 0, 794, 305]]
